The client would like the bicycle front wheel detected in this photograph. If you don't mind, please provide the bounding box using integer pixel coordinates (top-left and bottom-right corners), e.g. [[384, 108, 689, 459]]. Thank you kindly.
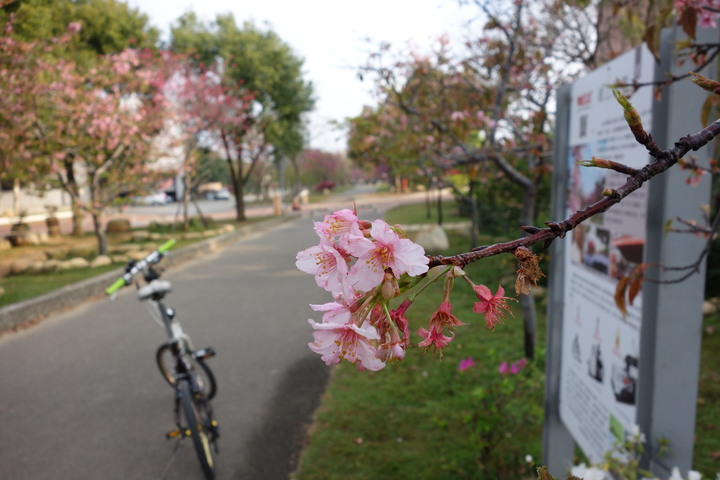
[[157, 343, 217, 400], [181, 381, 215, 480]]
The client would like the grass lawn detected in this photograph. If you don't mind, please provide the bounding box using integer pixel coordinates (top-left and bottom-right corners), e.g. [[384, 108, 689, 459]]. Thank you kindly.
[[694, 310, 720, 475], [0, 264, 121, 306], [384, 199, 469, 226]]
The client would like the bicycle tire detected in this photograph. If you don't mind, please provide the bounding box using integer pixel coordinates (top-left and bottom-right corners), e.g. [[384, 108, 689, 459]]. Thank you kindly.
[[181, 381, 215, 480], [156, 343, 217, 400]]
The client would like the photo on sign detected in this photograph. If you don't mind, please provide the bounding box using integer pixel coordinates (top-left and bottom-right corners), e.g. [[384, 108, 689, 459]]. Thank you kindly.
[[570, 223, 611, 276], [567, 143, 606, 213], [611, 354, 638, 405], [609, 234, 643, 280]]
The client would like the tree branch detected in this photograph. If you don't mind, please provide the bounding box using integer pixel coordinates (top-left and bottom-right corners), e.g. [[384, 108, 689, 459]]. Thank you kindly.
[[427, 117, 720, 268]]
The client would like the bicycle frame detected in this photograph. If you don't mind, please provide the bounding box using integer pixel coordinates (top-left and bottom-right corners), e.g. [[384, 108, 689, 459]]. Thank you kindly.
[[145, 295, 194, 371]]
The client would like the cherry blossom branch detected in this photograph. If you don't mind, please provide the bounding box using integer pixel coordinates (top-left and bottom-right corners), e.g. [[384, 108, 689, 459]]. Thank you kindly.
[[612, 43, 720, 91], [651, 194, 720, 284], [426, 117, 720, 269]]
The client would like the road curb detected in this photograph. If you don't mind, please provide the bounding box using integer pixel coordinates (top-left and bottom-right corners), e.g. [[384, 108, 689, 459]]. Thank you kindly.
[[0, 215, 298, 335]]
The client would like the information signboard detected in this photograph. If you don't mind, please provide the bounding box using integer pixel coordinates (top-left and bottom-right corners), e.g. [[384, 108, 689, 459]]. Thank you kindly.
[[546, 26, 715, 477], [558, 45, 655, 463]]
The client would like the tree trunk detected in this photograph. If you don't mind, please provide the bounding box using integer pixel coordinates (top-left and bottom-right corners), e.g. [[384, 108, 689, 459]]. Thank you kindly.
[[436, 184, 443, 226], [71, 200, 84, 236], [182, 172, 190, 231], [60, 160, 85, 236], [91, 211, 107, 256], [520, 292, 537, 360], [12, 179, 20, 216], [519, 186, 538, 360], [468, 179, 479, 249], [288, 155, 302, 200], [426, 178, 432, 219], [234, 182, 247, 222]]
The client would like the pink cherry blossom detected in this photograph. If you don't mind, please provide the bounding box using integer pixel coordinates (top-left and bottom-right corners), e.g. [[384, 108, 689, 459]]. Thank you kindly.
[[375, 300, 413, 362], [309, 299, 352, 324], [389, 299, 412, 341], [498, 358, 527, 375], [473, 284, 514, 330], [416, 300, 465, 355], [307, 319, 385, 371], [346, 219, 429, 291], [417, 325, 454, 353], [498, 361, 510, 374], [699, 10, 717, 28], [450, 111, 466, 121], [429, 301, 466, 329], [314, 209, 364, 246], [296, 238, 350, 294], [458, 357, 475, 371]]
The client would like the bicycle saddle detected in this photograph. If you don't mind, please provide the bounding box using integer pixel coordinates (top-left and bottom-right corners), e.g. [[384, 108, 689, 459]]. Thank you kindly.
[[137, 280, 172, 300]]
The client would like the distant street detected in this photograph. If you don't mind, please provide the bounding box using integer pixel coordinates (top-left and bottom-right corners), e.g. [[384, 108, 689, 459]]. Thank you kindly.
[[0, 184, 428, 237], [0, 186, 425, 480]]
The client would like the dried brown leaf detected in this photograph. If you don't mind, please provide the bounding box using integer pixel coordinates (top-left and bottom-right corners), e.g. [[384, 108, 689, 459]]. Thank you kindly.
[[628, 263, 648, 306], [700, 95, 720, 126], [515, 247, 545, 296], [615, 276, 629, 317], [679, 5, 698, 39]]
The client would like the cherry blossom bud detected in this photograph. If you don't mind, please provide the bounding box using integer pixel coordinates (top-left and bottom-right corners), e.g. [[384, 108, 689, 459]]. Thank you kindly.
[[612, 89, 642, 127], [381, 273, 400, 299], [689, 71, 720, 95]]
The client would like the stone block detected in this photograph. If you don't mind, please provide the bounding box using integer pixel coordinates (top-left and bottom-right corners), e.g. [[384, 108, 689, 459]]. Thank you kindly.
[[90, 255, 112, 268], [414, 224, 449, 254]]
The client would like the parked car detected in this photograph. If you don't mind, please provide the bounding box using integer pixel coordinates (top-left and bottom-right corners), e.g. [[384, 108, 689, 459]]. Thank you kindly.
[[204, 187, 231, 200], [133, 192, 171, 205]]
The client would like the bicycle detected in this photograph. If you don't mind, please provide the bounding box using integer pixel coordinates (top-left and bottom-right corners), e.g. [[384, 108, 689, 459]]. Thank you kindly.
[[106, 239, 219, 479]]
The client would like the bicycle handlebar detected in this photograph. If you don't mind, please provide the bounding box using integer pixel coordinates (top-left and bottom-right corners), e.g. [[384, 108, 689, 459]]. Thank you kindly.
[[105, 239, 177, 296]]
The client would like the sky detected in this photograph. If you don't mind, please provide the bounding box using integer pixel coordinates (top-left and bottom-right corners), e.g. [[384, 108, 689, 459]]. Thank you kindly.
[[127, 0, 476, 153]]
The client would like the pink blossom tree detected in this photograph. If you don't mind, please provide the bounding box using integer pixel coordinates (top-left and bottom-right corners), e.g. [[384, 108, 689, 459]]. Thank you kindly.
[[36, 47, 171, 254], [0, 18, 75, 214], [164, 58, 254, 230]]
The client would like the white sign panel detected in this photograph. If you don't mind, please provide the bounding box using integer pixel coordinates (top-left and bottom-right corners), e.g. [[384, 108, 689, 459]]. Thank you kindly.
[[559, 45, 655, 463]]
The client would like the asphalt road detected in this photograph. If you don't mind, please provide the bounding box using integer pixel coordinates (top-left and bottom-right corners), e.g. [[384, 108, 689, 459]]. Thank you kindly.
[[0, 210, 346, 479]]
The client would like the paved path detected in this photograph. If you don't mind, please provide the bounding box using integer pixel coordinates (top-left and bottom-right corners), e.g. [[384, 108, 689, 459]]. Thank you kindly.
[[0, 188, 425, 480]]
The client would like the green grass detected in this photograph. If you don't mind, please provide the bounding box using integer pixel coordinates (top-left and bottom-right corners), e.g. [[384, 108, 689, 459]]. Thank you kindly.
[[694, 310, 720, 475], [384, 199, 468, 226], [307, 185, 355, 204], [0, 264, 120, 306], [294, 212, 546, 480]]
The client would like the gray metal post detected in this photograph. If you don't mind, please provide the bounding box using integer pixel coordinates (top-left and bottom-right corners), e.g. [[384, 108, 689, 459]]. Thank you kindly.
[[542, 83, 576, 475], [638, 26, 716, 477]]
